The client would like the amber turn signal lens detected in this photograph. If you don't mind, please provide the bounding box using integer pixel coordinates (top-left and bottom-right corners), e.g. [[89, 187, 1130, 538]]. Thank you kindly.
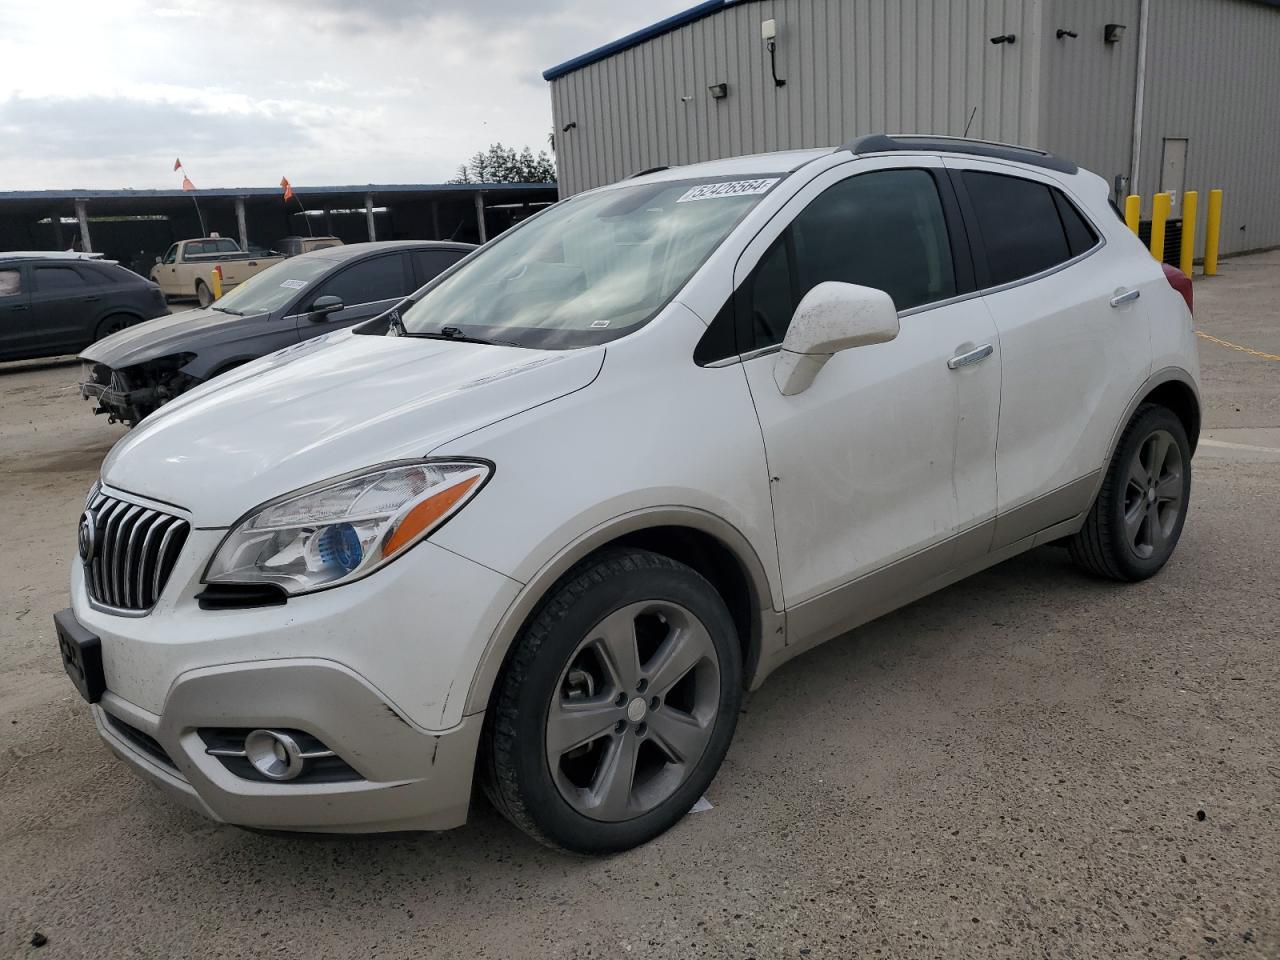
[[381, 474, 481, 557]]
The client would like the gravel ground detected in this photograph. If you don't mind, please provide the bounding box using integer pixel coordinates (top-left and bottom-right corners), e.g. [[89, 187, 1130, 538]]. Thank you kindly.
[[1, 252, 1277, 959]]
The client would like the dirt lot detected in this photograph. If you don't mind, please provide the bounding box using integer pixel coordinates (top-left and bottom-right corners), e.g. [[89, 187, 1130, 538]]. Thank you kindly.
[[1, 253, 1277, 959]]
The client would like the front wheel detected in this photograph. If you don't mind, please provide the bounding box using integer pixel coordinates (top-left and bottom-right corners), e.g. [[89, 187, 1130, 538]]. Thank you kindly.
[[1069, 403, 1192, 581], [482, 549, 742, 853]]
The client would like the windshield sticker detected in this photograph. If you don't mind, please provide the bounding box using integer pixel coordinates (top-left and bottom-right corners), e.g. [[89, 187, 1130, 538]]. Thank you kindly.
[[279, 279, 309, 289], [590, 319, 610, 328], [676, 178, 779, 203]]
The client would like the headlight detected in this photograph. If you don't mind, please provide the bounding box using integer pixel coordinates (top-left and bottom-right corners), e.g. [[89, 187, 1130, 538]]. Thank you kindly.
[[204, 460, 490, 595]]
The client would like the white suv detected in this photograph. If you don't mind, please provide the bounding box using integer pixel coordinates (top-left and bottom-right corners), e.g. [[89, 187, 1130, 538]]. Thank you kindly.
[[56, 135, 1200, 853]]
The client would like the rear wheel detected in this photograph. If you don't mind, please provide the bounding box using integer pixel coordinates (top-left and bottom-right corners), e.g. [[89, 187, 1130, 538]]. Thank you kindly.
[[482, 549, 742, 853], [195, 280, 213, 308], [1069, 403, 1191, 581]]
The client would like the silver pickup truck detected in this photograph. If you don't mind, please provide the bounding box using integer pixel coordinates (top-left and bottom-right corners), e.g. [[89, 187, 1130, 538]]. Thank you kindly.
[[149, 236, 285, 306]]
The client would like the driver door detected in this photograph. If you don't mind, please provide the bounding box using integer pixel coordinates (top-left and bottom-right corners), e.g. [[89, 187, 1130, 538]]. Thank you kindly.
[[291, 252, 413, 337], [736, 158, 1001, 649]]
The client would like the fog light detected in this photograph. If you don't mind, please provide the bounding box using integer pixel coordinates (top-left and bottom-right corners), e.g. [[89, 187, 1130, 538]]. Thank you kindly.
[[244, 729, 305, 781]]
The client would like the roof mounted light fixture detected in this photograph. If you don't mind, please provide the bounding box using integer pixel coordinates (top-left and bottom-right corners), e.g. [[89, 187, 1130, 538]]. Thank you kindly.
[[990, 33, 1016, 45], [708, 82, 728, 99], [1104, 23, 1126, 43], [1056, 28, 1078, 39]]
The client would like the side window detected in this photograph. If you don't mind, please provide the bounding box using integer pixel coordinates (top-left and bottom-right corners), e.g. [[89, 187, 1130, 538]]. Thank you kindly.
[[162, 244, 178, 264], [411, 249, 465, 286], [0, 268, 23, 296], [311, 254, 410, 307], [34, 266, 88, 291], [962, 171, 1072, 286], [1052, 190, 1100, 257], [213, 238, 239, 253], [738, 169, 957, 352]]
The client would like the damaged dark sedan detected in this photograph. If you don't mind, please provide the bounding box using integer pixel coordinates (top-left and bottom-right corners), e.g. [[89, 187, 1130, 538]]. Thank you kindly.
[[79, 240, 473, 425]]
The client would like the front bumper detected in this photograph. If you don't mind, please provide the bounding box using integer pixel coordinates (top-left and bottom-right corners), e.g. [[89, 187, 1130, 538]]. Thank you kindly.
[[92, 660, 483, 832], [70, 484, 523, 831]]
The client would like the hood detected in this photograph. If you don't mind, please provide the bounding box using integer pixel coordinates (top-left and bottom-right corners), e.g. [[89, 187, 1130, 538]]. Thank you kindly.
[[101, 331, 605, 526], [79, 306, 266, 368]]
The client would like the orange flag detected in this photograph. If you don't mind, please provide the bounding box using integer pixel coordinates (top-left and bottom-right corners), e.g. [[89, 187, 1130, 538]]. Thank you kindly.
[[173, 157, 182, 171], [280, 177, 294, 202], [181, 175, 196, 192]]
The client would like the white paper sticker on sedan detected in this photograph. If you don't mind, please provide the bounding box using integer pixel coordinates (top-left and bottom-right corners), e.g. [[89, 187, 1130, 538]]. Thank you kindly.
[[676, 178, 779, 203], [280, 279, 309, 289]]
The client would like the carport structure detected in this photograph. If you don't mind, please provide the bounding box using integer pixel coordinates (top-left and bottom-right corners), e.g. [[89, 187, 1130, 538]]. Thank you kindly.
[[0, 182, 557, 274]]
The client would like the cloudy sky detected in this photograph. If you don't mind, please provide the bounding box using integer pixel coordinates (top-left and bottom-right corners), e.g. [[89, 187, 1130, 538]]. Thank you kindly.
[[0, 0, 688, 190]]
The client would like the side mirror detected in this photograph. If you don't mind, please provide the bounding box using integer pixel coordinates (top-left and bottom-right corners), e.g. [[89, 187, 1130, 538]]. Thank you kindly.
[[309, 295, 343, 319], [773, 282, 900, 396], [154, 256, 162, 264]]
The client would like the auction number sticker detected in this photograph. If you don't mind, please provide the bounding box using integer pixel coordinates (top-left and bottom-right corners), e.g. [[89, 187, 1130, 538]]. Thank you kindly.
[[279, 279, 309, 289], [676, 178, 779, 203]]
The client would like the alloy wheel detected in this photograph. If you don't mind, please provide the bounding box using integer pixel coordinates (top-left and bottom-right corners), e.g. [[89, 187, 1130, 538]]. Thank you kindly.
[[545, 600, 721, 823], [1123, 428, 1184, 559]]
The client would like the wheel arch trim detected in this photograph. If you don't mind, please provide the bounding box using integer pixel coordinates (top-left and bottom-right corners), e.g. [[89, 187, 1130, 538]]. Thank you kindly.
[[1091, 365, 1201, 506], [461, 506, 783, 718]]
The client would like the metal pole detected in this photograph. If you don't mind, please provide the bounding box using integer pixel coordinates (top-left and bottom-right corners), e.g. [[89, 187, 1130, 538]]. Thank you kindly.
[[365, 193, 377, 241], [235, 197, 249, 251], [51, 211, 64, 250], [75, 199, 93, 253], [1129, 0, 1150, 198], [431, 201, 441, 240], [473, 191, 487, 244]]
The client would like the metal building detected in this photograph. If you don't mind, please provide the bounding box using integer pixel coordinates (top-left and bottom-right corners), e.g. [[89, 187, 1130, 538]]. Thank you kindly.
[[544, 0, 1280, 255]]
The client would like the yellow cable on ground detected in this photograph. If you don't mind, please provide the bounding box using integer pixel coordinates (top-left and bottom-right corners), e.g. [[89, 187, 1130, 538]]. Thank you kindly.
[[1196, 330, 1280, 363]]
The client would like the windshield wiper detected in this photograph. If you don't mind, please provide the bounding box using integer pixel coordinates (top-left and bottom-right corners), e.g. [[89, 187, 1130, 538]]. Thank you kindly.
[[404, 326, 519, 347], [211, 306, 244, 316]]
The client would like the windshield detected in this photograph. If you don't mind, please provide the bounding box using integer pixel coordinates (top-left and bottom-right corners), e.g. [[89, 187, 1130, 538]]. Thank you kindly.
[[398, 176, 779, 348], [211, 257, 335, 315]]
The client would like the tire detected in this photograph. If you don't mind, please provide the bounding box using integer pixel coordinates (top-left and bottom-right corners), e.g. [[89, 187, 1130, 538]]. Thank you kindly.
[[1068, 403, 1192, 581], [94, 314, 131, 341], [195, 280, 213, 308], [482, 548, 743, 853]]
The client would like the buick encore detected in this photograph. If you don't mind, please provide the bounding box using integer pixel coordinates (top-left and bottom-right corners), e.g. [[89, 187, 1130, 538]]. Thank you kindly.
[[56, 135, 1201, 853]]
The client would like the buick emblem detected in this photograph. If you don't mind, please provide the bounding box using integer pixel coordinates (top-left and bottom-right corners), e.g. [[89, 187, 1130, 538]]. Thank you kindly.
[[78, 510, 97, 564]]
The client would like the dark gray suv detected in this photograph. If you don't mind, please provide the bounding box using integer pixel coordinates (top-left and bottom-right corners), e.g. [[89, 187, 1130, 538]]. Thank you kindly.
[[79, 240, 473, 425], [0, 253, 169, 363]]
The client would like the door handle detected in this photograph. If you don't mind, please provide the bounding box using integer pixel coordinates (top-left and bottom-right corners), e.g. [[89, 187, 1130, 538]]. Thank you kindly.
[[82, 296, 101, 302], [947, 343, 994, 370], [1109, 288, 1141, 307]]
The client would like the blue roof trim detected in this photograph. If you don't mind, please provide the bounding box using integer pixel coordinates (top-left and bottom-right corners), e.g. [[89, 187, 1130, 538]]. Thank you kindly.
[[543, 0, 741, 81]]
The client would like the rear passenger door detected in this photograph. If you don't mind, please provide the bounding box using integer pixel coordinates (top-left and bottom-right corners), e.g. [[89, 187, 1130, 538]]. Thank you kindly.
[[735, 158, 1001, 634], [409, 248, 467, 290], [29, 263, 99, 353], [0, 265, 33, 360], [292, 252, 414, 336], [947, 160, 1152, 547]]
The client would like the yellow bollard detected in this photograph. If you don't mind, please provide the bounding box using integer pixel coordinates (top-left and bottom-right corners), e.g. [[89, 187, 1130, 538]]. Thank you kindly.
[[1125, 195, 1141, 235], [1149, 192, 1172, 262], [1179, 190, 1198, 277], [1204, 188, 1223, 276], [211, 264, 223, 300]]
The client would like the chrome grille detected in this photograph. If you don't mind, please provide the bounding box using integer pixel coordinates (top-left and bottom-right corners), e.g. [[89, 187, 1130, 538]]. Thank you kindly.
[[82, 492, 189, 612]]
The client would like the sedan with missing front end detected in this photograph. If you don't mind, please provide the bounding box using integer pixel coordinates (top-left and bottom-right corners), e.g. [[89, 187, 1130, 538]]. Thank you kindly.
[[78, 240, 473, 425]]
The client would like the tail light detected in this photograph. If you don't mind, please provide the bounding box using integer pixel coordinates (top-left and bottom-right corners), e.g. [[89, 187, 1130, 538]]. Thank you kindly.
[[1161, 262, 1193, 315]]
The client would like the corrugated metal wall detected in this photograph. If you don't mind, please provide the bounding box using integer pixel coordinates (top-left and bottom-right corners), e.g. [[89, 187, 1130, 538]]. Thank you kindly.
[[1038, 0, 1141, 195], [550, 0, 1047, 195], [1138, 0, 1280, 255]]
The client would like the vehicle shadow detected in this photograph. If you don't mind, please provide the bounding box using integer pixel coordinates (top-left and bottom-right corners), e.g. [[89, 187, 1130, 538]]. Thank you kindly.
[[123, 545, 1115, 912], [0, 355, 80, 376]]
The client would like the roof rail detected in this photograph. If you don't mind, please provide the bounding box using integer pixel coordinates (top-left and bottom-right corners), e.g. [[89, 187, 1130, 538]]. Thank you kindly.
[[628, 165, 670, 179], [838, 133, 1078, 175]]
